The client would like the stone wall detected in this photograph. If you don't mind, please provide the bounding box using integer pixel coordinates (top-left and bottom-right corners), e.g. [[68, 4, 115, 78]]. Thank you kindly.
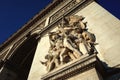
[[68, 68, 101, 80], [75, 1, 120, 68], [28, 1, 120, 80]]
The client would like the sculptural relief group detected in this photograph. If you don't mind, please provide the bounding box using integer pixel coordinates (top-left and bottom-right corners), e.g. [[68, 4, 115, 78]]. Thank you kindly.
[[40, 15, 97, 72]]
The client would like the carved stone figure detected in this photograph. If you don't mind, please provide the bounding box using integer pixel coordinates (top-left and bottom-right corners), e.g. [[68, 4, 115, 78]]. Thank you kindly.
[[40, 15, 97, 72], [48, 31, 76, 65], [40, 54, 54, 72], [57, 23, 82, 62], [81, 31, 97, 54]]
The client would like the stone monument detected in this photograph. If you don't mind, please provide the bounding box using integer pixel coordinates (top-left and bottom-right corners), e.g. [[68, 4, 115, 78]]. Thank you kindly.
[[0, 0, 120, 80]]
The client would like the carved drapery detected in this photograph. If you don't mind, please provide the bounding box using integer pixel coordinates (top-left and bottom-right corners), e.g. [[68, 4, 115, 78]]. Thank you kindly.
[[40, 15, 97, 72]]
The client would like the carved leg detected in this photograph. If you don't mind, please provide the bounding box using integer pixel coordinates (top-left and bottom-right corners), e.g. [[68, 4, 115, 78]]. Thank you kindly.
[[79, 42, 89, 55], [54, 58, 60, 68], [64, 38, 82, 56], [73, 52, 81, 58], [68, 52, 77, 60], [59, 48, 68, 63], [47, 62, 55, 72]]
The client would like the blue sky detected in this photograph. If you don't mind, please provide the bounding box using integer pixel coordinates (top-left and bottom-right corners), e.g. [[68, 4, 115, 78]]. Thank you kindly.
[[0, 0, 120, 44]]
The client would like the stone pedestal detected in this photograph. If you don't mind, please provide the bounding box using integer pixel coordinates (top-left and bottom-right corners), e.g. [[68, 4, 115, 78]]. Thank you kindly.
[[41, 54, 103, 80]]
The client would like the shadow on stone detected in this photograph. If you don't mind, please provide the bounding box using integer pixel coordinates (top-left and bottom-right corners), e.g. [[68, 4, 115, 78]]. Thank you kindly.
[[97, 58, 120, 80]]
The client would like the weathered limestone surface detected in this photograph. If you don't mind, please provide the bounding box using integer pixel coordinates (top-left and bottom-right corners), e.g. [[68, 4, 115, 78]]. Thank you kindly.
[[28, 35, 50, 80], [28, 1, 120, 80], [68, 68, 100, 80], [76, 1, 120, 67]]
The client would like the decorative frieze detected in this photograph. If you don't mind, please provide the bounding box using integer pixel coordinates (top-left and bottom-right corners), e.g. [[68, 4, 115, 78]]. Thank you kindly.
[[41, 54, 97, 80], [49, 0, 86, 23]]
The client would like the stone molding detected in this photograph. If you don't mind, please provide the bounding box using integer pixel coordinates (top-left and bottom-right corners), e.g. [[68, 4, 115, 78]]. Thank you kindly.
[[1, 37, 27, 59], [0, 0, 95, 52], [50, 0, 85, 23], [0, 0, 95, 69], [30, 20, 46, 36], [41, 54, 98, 80], [0, 0, 65, 51]]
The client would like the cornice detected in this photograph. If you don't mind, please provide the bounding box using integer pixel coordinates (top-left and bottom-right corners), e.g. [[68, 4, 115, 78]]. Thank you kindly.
[[0, 0, 95, 52], [0, 0, 64, 51], [41, 54, 98, 80], [37, 0, 94, 37]]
